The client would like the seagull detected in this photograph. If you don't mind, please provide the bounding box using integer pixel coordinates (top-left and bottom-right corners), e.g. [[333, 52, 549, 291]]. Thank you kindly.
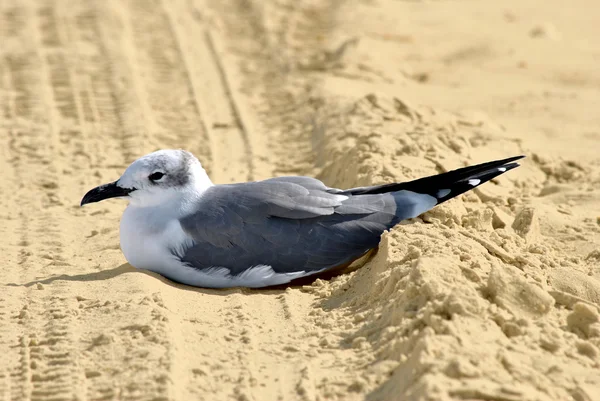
[[80, 150, 524, 288]]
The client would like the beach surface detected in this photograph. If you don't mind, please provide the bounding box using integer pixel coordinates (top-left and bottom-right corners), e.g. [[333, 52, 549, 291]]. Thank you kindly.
[[1, 0, 599, 400]]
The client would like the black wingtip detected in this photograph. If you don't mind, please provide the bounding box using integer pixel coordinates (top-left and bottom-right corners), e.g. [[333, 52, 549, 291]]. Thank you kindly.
[[431, 157, 523, 203], [481, 155, 525, 167], [344, 155, 526, 197]]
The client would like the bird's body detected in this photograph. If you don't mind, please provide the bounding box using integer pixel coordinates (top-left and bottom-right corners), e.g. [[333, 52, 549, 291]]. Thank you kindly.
[[81, 150, 523, 288]]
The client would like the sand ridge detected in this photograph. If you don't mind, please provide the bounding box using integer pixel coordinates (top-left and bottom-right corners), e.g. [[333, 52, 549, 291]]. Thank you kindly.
[[1, 0, 599, 400]]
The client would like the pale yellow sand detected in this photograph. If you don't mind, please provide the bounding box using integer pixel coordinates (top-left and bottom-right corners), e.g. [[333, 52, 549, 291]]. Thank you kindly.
[[1, 0, 599, 400]]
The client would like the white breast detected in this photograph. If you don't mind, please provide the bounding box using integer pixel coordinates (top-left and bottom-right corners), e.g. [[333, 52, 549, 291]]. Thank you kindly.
[[120, 205, 189, 272]]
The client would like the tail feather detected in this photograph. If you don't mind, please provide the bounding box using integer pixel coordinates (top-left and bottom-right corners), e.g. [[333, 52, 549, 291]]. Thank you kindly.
[[346, 155, 524, 204]]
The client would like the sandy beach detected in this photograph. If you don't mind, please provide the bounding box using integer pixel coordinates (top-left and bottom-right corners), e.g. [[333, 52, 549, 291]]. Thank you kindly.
[[1, 0, 599, 400]]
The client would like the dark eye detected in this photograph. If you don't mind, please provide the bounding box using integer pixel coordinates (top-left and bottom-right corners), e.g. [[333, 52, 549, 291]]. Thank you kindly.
[[149, 172, 165, 182]]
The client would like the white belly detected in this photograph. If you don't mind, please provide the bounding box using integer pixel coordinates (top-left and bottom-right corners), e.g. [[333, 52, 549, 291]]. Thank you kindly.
[[120, 205, 189, 273], [119, 205, 313, 288]]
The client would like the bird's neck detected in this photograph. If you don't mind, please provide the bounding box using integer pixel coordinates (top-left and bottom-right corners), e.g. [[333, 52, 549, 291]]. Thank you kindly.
[[189, 163, 214, 194], [170, 164, 214, 217]]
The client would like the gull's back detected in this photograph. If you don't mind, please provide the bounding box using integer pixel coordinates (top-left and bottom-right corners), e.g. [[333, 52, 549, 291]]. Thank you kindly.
[[176, 177, 432, 278]]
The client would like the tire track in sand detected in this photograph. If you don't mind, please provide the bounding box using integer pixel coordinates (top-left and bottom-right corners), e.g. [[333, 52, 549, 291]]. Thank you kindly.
[[1, 1, 86, 399], [204, 0, 348, 177], [0, 6, 32, 399]]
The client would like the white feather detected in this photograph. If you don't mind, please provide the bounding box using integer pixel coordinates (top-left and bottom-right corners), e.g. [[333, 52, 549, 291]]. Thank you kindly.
[[436, 188, 451, 198]]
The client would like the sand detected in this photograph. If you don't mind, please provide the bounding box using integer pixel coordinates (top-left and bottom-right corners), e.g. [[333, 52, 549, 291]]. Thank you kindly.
[[1, 0, 599, 400]]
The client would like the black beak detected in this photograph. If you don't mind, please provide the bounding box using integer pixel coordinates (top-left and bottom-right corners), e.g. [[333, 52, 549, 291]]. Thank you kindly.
[[80, 181, 135, 206]]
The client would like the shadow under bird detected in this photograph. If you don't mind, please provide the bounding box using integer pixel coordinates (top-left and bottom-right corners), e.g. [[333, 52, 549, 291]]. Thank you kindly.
[[80, 150, 524, 288]]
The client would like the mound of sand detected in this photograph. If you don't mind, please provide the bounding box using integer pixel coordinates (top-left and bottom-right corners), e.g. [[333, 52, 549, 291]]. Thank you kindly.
[[1, 0, 599, 400]]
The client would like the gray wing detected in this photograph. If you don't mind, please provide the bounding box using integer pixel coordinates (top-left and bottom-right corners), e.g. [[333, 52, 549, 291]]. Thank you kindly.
[[175, 177, 436, 275]]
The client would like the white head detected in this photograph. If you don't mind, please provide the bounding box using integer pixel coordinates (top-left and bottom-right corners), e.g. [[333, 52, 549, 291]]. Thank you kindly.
[[80, 149, 213, 209]]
